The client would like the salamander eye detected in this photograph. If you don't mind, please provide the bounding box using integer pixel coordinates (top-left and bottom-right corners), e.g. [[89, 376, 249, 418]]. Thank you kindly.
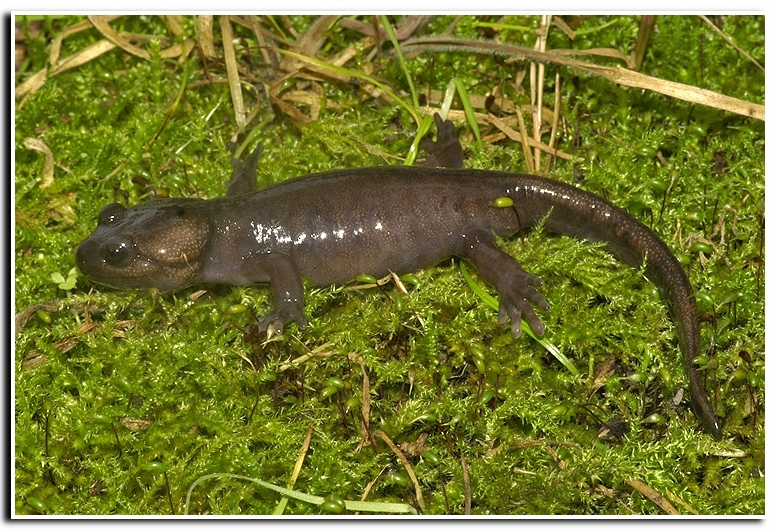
[[98, 203, 126, 225], [101, 238, 134, 267]]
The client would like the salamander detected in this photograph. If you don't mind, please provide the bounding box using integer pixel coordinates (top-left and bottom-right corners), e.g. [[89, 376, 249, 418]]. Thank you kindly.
[[76, 116, 722, 439]]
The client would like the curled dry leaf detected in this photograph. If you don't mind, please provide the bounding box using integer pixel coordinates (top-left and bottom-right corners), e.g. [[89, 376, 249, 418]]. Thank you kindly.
[[15, 300, 59, 335], [23, 138, 55, 188], [21, 350, 48, 371]]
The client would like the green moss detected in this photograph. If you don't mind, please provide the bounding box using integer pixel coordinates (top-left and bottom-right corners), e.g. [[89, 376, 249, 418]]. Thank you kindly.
[[15, 15, 763, 515]]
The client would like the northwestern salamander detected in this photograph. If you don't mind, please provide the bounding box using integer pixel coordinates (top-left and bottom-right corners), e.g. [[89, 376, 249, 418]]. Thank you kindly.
[[76, 116, 722, 439]]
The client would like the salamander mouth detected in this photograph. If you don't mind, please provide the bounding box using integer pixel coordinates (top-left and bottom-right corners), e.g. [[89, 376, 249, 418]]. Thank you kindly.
[[76, 238, 149, 288], [76, 238, 108, 278]]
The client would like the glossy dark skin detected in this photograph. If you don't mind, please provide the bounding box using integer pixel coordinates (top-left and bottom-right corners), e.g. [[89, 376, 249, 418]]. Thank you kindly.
[[76, 118, 721, 440]]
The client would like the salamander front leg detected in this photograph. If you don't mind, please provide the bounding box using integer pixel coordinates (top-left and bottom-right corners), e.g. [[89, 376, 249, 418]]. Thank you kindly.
[[253, 252, 308, 336], [462, 228, 550, 338]]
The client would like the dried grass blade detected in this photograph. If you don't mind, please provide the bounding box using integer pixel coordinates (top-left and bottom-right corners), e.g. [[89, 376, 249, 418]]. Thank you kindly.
[[248, 15, 279, 69], [162, 15, 184, 37], [280, 15, 338, 72], [88, 16, 151, 59], [270, 93, 314, 123], [49, 17, 115, 65], [531, 15, 552, 172], [460, 454, 471, 515], [402, 38, 764, 120], [552, 16, 576, 40], [632, 16, 655, 71], [550, 47, 633, 68], [423, 88, 517, 114], [273, 422, 315, 515], [357, 356, 372, 449], [160, 39, 194, 61], [483, 112, 583, 163], [528, 61, 540, 171], [514, 107, 535, 173], [17, 39, 117, 99], [626, 478, 680, 515], [220, 15, 246, 132], [588, 63, 764, 120], [544, 71, 562, 175], [372, 430, 426, 513], [196, 16, 217, 59], [16, 69, 47, 99], [355, 464, 390, 515]]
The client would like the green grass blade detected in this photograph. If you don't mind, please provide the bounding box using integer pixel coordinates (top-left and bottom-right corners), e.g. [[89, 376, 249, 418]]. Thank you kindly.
[[454, 78, 481, 150], [184, 473, 417, 515], [441, 79, 457, 117], [405, 114, 434, 165], [380, 16, 418, 111]]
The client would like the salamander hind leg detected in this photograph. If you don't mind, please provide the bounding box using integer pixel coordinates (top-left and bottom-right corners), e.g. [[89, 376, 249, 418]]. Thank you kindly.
[[420, 114, 464, 169], [226, 142, 263, 197], [462, 228, 550, 338]]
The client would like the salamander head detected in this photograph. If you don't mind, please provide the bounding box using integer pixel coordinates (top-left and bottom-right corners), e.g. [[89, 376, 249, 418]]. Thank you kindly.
[[76, 200, 212, 292]]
